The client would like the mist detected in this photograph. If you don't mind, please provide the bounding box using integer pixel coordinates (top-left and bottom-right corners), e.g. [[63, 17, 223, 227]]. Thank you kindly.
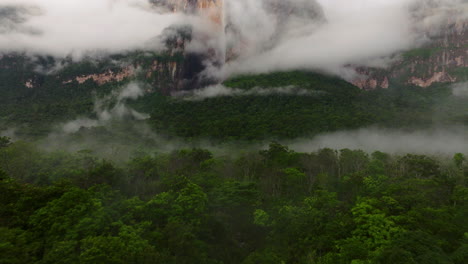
[[218, 0, 468, 79], [0, 0, 466, 160], [0, 0, 183, 59], [0, 0, 465, 79], [452, 82, 468, 97], [287, 127, 468, 155], [61, 82, 149, 133], [175, 84, 322, 100]]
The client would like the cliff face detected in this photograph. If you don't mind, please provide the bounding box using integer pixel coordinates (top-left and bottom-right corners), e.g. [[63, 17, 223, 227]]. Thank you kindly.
[[148, 0, 225, 92], [353, 18, 467, 89], [162, 0, 466, 90], [152, 0, 223, 25], [0, 53, 182, 93]]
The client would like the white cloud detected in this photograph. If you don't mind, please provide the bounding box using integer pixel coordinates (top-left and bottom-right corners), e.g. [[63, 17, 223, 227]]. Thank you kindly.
[[61, 82, 149, 133], [0, 0, 465, 80], [217, 0, 467, 79], [288, 127, 468, 155], [452, 82, 468, 97], [0, 0, 183, 59], [175, 83, 322, 100]]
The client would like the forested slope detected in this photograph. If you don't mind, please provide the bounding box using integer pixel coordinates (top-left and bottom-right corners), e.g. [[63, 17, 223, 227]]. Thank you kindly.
[[1, 54, 466, 141], [149, 71, 468, 140]]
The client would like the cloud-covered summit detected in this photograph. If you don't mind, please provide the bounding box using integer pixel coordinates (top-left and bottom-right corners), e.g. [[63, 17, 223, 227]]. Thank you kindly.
[[0, 0, 465, 79], [219, 0, 468, 79]]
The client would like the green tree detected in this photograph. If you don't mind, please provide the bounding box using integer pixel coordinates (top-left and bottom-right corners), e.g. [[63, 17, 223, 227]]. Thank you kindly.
[[399, 154, 441, 179], [0, 136, 11, 148], [454, 153, 466, 170], [338, 198, 404, 262]]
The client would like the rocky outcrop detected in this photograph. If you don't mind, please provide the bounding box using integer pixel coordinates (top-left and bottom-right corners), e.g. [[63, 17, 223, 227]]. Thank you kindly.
[[355, 17, 467, 89], [59, 60, 185, 94], [24, 79, 34, 88], [149, 0, 225, 91], [408, 72, 457, 88], [352, 75, 389, 90], [145, 60, 185, 94], [152, 0, 223, 25], [67, 67, 136, 85]]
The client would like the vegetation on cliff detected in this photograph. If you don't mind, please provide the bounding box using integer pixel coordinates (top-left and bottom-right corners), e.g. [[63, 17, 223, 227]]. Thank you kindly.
[[1, 56, 466, 141], [149, 72, 467, 140]]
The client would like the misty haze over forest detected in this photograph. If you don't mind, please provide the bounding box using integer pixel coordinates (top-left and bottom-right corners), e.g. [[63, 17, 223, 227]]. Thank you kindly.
[[0, 0, 466, 154], [0, 1, 467, 263]]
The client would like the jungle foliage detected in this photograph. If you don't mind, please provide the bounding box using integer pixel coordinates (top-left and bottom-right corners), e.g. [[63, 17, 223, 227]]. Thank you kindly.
[[0, 55, 466, 140], [149, 72, 467, 140], [0, 140, 467, 264]]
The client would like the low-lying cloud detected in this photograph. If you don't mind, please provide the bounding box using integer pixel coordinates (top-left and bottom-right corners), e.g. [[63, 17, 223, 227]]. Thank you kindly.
[[452, 82, 468, 97], [288, 127, 468, 155], [175, 84, 323, 100], [61, 82, 149, 133]]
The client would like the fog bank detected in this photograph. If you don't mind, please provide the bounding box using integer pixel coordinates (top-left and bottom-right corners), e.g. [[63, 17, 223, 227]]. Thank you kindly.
[[174, 84, 323, 100], [288, 127, 468, 155]]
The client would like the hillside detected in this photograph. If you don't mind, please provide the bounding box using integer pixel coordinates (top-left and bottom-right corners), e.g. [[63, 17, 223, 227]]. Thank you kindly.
[[1, 62, 466, 141], [149, 71, 467, 140], [1, 1, 466, 141]]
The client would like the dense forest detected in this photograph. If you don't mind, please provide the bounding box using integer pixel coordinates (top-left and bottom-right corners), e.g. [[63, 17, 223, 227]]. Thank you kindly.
[[1, 137, 467, 263], [1, 56, 466, 141], [150, 72, 467, 140]]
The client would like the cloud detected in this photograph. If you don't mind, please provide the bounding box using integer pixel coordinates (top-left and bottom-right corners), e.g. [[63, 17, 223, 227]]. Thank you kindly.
[[0, 127, 17, 139], [0, 5, 41, 35], [287, 126, 468, 155], [0, 0, 183, 59], [216, 0, 468, 79], [175, 84, 323, 100], [117, 81, 146, 100], [0, 0, 465, 81], [61, 82, 149, 133], [411, 0, 468, 37], [452, 82, 468, 97]]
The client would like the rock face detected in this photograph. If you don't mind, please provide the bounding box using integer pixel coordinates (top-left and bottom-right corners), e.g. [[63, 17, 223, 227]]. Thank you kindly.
[[67, 67, 136, 86], [149, 0, 225, 91], [408, 72, 457, 88], [152, 0, 223, 25], [57, 58, 185, 95], [354, 16, 467, 89], [24, 79, 34, 88]]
